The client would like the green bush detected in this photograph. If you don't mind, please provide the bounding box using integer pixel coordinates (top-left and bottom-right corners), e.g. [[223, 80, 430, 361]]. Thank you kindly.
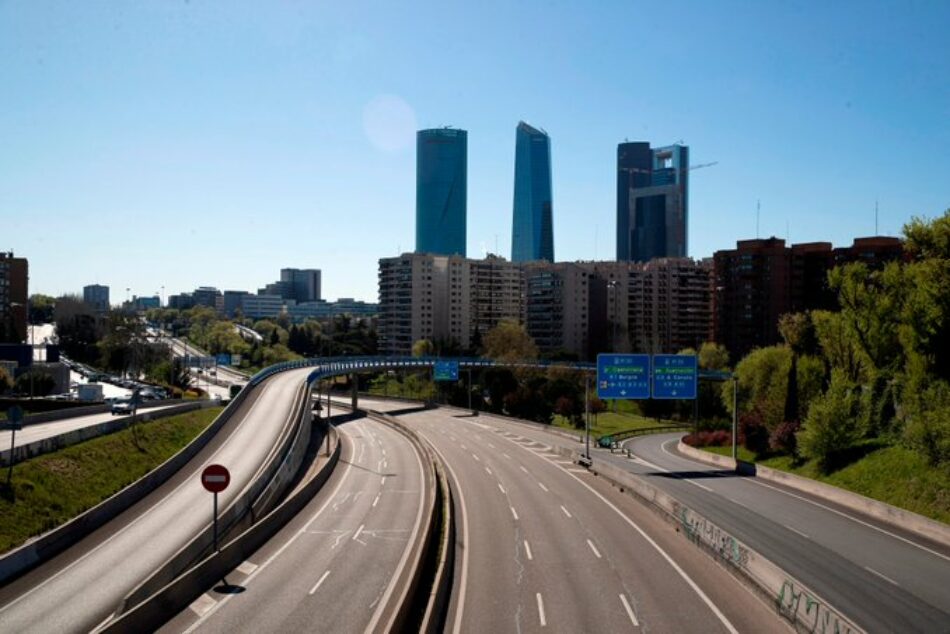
[[795, 355, 826, 421], [797, 371, 865, 472], [902, 380, 950, 467], [14, 370, 56, 397], [723, 345, 792, 431]]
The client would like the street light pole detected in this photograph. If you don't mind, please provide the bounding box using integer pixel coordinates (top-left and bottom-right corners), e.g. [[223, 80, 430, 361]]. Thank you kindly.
[[731, 377, 738, 461]]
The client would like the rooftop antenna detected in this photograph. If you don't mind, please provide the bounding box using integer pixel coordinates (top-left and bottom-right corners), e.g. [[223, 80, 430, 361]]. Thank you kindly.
[[755, 200, 762, 240]]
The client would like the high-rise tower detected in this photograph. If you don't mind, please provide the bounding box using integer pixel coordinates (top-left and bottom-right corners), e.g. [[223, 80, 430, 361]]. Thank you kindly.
[[416, 128, 467, 257], [511, 122, 554, 262], [616, 142, 689, 262]]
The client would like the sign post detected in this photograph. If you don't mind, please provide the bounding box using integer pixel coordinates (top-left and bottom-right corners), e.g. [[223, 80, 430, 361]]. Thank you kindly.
[[5, 406, 24, 487], [201, 464, 230, 552]]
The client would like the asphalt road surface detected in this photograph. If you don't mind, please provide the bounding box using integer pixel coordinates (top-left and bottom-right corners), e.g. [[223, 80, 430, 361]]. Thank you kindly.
[[357, 398, 787, 633], [0, 367, 312, 633], [165, 413, 428, 633], [623, 433, 950, 633], [0, 402, 182, 449]]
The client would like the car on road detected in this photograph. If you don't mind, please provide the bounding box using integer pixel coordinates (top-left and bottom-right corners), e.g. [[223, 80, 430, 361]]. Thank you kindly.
[[111, 399, 135, 415]]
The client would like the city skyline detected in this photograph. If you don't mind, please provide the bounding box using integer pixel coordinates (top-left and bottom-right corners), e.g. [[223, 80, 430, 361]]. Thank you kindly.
[[511, 121, 554, 262], [2, 2, 947, 301]]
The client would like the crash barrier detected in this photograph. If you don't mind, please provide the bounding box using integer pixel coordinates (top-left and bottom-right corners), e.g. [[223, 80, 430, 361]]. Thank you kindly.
[[0, 384, 258, 586], [547, 443, 865, 634], [364, 409, 453, 633], [5, 399, 186, 427], [117, 378, 313, 613], [677, 440, 950, 548], [0, 401, 213, 466], [101, 421, 341, 633]]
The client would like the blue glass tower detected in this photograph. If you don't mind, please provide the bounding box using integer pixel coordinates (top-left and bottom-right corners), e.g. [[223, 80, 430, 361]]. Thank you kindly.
[[416, 128, 467, 256], [616, 142, 689, 262], [511, 122, 554, 262]]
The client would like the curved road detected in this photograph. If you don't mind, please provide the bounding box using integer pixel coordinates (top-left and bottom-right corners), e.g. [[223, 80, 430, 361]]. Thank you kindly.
[[0, 367, 312, 633], [624, 433, 950, 632], [358, 398, 786, 633], [165, 413, 428, 633]]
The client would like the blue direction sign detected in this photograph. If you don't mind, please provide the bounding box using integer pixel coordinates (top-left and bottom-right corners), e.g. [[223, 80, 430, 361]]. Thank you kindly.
[[652, 354, 698, 399], [216, 353, 232, 366], [433, 360, 460, 382], [596, 354, 650, 399]]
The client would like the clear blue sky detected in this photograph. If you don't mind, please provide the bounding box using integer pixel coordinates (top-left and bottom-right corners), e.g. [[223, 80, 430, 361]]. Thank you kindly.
[[2, 1, 948, 303]]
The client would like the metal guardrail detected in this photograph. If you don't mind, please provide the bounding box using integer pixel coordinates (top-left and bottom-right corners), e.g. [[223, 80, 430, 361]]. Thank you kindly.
[[598, 423, 692, 448]]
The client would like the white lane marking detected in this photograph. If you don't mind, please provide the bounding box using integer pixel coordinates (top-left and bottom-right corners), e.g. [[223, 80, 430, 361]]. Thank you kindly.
[[236, 560, 258, 576], [381, 476, 386, 486], [587, 539, 602, 558], [524, 540, 534, 560], [487, 442, 496, 449], [689, 480, 714, 493], [485, 467, 493, 476], [538, 482, 549, 492], [511, 506, 520, 520], [653, 436, 950, 565], [373, 493, 381, 508], [183, 421, 358, 633], [377, 459, 383, 471], [729, 498, 749, 509], [498, 483, 506, 494], [749, 479, 950, 564], [352, 523, 365, 541], [619, 593, 640, 627], [364, 417, 429, 634], [416, 439, 470, 634], [567, 468, 588, 474], [784, 524, 809, 539], [536, 593, 547, 627], [561, 505, 572, 518], [865, 566, 900, 587], [308, 570, 331, 595], [189, 593, 216, 616], [503, 452, 512, 459], [461, 444, 468, 450], [520, 466, 529, 474], [558, 462, 738, 632], [472, 453, 481, 461]]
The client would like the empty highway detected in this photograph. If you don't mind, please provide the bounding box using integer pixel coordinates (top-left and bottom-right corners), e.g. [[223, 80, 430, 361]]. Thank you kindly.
[[358, 397, 786, 633], [166, 412, 429, 633], [0, 367, 312, 633]]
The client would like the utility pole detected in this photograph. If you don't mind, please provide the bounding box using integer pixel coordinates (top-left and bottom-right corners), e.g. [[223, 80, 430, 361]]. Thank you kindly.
[[731, 377, 738, 461]]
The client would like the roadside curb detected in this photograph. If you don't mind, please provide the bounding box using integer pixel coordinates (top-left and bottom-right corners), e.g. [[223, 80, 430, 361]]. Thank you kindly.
[[676, 440, 950, 547]]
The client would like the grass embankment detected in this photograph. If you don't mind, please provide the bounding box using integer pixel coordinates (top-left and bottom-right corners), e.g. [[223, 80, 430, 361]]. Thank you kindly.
[[702, 444, 950, 524], [0, 407, 223, 553], [552, 411, 687, 438]]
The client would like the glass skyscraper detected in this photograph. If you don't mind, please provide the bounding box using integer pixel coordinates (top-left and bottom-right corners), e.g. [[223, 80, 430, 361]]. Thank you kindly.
[[511, 121, 554, 262], [616, 142, 689, 262], [416, 128, 467, 257]]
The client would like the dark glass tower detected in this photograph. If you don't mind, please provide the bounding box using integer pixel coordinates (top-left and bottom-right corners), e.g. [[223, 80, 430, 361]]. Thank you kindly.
[[616, 142, 689, 262], [416, 128, 467, 256], [511, 121, 554, 262]]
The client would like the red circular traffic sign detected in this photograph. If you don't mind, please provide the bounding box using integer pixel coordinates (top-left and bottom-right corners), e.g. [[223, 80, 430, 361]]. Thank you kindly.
[[201, 464, 230, 493]]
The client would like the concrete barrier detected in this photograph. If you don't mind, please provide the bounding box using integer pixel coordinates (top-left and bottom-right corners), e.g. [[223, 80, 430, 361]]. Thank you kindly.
[[677, 440, 950, 547], [116, 379, 313, 613], [103, 421, 341, 633], [537, 442, 864, 634], [12, 399, 186, 427], [364, 409, 450, 633], [0, 402, 212, 466], [0, 385, 259, 586]]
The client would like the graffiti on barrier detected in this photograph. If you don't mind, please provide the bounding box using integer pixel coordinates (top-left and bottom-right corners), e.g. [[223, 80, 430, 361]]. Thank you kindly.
[[672, 500, 750, 569], [776, 578, 858, 634]]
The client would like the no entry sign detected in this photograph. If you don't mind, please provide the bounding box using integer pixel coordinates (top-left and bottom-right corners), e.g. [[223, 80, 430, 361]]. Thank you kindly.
[[201, 464, 230, 493]]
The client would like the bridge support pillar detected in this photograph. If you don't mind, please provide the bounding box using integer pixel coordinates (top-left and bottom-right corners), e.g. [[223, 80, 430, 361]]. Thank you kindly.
[[351, 374, 358, 410]]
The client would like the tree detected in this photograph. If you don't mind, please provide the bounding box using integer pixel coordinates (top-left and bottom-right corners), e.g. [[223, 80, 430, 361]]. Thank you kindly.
[[482, 319, 538, 362], [903, 208, 950, 260], [811, 310, 867, 383], [412, 339, 434, 358], [797, 371, 866, 472], [698, 342, 730, 371], [28, 294, 56, 324], [0, 366, 12, 394], [723, 345, 792, 431], [54, 296, 101, 364], [778, 312, 817, 356]]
